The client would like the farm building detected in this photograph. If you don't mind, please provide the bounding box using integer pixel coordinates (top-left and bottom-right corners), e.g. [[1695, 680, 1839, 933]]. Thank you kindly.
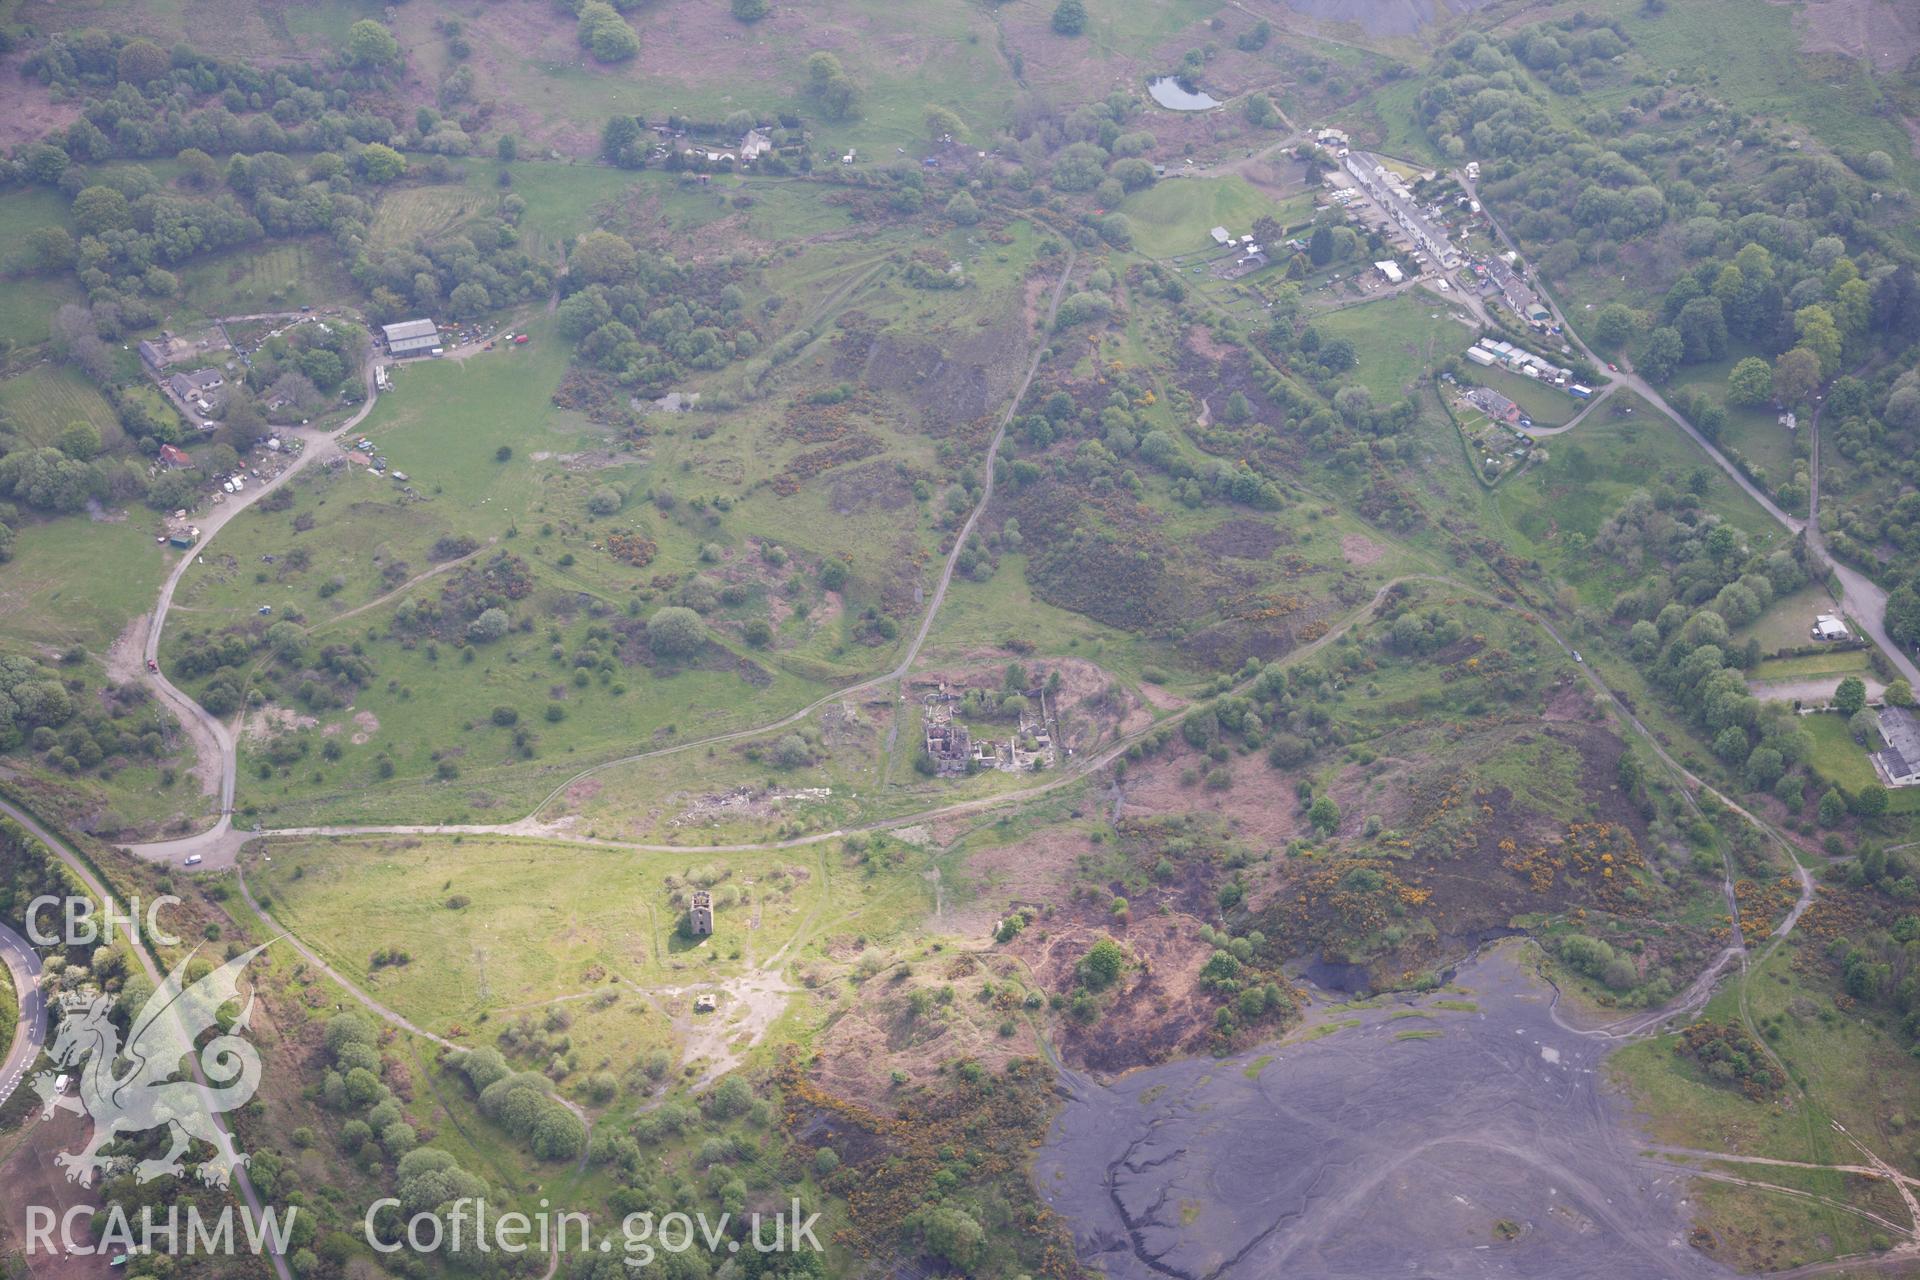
[[1811, 614, 1850, 642], [138, 339, 168, 370], [1465, 346, 1497, 367], [1374, 260, 1405, 284], [158, 444, 193, 468], [167, 368, 224, 398], [1873, 707, 1920, 787], [1210, 226, 1232, 246], [382, 319, 441, 357]]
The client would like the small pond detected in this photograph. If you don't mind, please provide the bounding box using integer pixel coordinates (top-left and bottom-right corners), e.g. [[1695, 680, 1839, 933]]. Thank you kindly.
[[1146, 76, 1220, 111]]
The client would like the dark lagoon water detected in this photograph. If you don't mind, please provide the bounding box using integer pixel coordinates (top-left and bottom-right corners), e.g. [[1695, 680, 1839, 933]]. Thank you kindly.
[[1035, 945, 1730, 1280]]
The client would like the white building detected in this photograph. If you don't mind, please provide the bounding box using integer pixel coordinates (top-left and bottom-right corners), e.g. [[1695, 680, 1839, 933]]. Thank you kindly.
[[1874, 707, 1920, 787], [1210, 226, 1232, 246], [1374, 260, 1404, 284], [1812, 614, 1850, 642]]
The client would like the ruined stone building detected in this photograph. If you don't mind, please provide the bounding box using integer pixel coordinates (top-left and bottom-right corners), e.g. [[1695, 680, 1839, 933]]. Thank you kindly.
[[689, 889, 714, 936]]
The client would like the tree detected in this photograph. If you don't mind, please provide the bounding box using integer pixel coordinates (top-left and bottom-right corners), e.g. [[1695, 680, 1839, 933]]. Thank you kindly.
[[1793, 304, 1842, 377], [771, 734, 810, 768], [1308, 224, 1333, 266], [1890, 585, 1920, 654], [1817, 787, 1846, 826], [115, 38, 170, 86], [924, 104, 965, 142], [1835, 675, 1867, 717], [731, 0, 769, 21], [586, 485, 622, 515], [944, 191, 981, 225], [450, 281, 491, 316], [1639, 326, 1684, 383], [72, 186, 131, 236], [1308, 794, 1340, 832], [917, 1207, 984, 1269], [1772, 346, 1821, 409], [346, 20, 401, 69], [569, 230, 637, 285], [24, 226, 75, 273], [1887, 679, 1914, 708], [22, 143, 68, 185], [1676, 296, 1728, 363], [1244, 93, 1277, 128], [359, 143, 406, 183], [54, 421, 100, 461], [265, 621, 307, 662], [1052, 0, 1087, 34], [497, 135, 518, 163], [1726, 356, 1772, 407], [1855, 784, 1889, 818], [806, 52, 860, 120], [1593, 303, 1636, 350], [1050, 142, 1107, 192], [599, 115, 646, 169], [0, 448, 93, 512], [647, 607, 705, 658], [467, 607, 510, 643], [578, 3, 640, 61], [1077, 937, 1127, 989]]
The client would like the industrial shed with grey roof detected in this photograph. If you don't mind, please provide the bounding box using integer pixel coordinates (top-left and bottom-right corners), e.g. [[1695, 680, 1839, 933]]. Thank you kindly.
[[381, 319, 441, 357]]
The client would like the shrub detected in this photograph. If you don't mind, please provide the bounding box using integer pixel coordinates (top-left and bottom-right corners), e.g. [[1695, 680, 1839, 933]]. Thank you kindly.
[[647, 606, 705, 658]]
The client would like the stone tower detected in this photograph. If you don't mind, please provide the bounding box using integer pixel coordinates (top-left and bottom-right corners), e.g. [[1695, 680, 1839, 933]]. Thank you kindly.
[[689, 889, 714, 936]]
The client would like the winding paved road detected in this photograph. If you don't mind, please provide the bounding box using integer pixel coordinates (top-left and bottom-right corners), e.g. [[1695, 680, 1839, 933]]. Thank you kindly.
[[1462, 175, 1918, 691], [0, 921, 45, 1112]]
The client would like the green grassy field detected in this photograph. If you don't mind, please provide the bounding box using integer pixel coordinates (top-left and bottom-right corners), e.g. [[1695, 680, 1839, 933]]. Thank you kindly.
[[1495, 394, 1787, 606], [0, 363, 127, 451], [1731, 582, 1843, 656], [370, 183, 496, 249], [1595, 0, 1920, 190], [1750, 649, 1873, 683], [1120, 177, 1283, 258], [0, 275, 82, 350], [251, 832, 931, 1097], [0, 517, 170, 650], [1472, 365, 1576, 428], [1316, 293, 1468, 401], [0, 185, 71, 245], [174, 238, 356, 318], [1797, 711, 1920, 812]]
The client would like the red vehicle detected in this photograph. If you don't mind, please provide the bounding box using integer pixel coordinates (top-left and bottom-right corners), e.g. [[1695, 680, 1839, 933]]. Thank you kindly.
[[146, 659, 158, 673], [513, 334, 530, 345], [1606, 362, 1618, 372]]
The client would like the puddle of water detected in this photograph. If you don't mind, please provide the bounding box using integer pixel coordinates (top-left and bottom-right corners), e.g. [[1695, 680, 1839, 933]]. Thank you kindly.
[[1148, 77, 1220, 111]]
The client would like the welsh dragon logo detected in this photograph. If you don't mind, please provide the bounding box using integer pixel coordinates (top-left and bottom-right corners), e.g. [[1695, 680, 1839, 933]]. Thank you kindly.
[[30, 943, 268, 1188]]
